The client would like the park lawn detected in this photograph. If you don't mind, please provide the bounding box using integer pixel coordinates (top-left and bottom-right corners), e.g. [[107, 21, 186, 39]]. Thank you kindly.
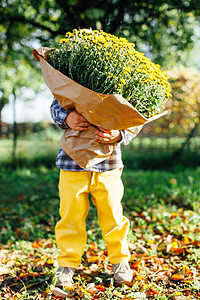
[[0, 166, 200, 299], [1, 134, 200, 169]]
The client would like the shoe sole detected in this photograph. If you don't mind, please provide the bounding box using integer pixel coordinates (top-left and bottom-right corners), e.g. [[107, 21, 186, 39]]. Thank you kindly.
[[51, 286, 76, 298]]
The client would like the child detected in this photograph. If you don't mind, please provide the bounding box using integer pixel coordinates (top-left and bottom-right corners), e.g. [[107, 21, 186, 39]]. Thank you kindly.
[[51, 97, 141, 288]]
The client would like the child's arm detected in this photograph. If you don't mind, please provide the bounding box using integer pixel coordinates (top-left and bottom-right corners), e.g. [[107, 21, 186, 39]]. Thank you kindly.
[[50, 98, 90, 130], [50, 98, 72, 129], [51, 98, 142, 144], [95, 126, 143, 145], [95, 127, 122, 144], [66, 110, 90, 131]]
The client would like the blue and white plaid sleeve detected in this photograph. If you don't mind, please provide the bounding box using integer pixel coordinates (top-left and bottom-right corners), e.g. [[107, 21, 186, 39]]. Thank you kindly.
[[50, 98, 72, 130]]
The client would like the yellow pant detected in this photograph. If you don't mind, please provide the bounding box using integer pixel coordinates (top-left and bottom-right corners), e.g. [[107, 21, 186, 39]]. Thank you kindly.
[[55, 168, 130, 268]]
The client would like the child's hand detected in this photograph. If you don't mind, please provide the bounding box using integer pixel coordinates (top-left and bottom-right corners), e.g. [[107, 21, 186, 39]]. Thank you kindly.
[[66, 111, 90, 131], [95, 127, 122, 144]]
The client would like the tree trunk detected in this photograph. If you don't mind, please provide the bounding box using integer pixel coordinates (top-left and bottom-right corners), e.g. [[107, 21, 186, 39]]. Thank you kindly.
[[13, 89, 17, 168], [171, 119, 199, 160], [0, 111, 2, 137]]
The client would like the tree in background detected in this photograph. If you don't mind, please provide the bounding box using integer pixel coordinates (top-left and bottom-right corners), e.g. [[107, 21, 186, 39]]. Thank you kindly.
[[1, 0, 200, 65], [168, 67, 200, 156], [0, 59, 41, 166], [145, 66, 200, 155], [154, 67, 200, 135], [167, 67, 200, 134]]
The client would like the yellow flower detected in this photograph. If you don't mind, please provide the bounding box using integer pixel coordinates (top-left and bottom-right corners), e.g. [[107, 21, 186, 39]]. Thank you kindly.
[[59, 38, 68, 44], [120, 79, 126, 85], [49, 28, 171, 118]]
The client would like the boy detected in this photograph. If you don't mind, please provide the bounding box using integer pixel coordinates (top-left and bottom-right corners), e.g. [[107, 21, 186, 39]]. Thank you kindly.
[[51, 97, 141, 288]]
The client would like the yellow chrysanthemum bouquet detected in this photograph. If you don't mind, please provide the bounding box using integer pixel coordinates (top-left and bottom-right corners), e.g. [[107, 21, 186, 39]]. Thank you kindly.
[[33, 28, 171, 168], [48, 29, 171, 118]]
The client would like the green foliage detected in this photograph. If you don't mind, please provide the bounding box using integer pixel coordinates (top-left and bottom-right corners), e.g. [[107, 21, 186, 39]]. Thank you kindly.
[[0, 2, 43, 114], [1, 0, 200, 68], [0, 55, 42, 117]]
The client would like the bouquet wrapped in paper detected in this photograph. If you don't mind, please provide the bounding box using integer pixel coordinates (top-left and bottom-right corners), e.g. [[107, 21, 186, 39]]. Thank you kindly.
[[33, 29, 171, 168]]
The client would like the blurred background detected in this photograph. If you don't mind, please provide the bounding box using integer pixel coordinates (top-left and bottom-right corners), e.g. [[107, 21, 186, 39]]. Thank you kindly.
[[0, 0, 199, 170], [1, 0, 200, 240]]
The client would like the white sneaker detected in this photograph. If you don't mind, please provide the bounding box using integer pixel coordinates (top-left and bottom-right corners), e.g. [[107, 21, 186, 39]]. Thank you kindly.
[[53, 266, 76, 288], [112, 263, 133, 283]]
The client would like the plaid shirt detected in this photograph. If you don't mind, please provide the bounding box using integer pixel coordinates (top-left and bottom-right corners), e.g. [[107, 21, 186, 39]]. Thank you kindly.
[[50, 98, 140, 172]]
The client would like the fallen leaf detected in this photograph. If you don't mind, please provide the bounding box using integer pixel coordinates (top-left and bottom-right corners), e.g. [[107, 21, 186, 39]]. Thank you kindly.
[[0, 266, 10, 275], [20, 283, 39, 291], [89, 242, 96, 251], [174, 292, 183, 296], [46, 258, 54, 265], [79, 273, 92, 281], [95, 285, 106, 291], [100, 253, 107, 261], [149, 287, 160, 295], [185, 290, 191, 295], [153, 257, 164, 265], [32, 240, 43, 248], [171, 247, 184, 254], [132, 260, 141, 271], [184, 280, 193, 284], [191, 240, 200, 247], [87, 256, 100, 263], [185, 296, 192, 300], [179, 265, 193, 275], [183, 236, 190, 245], [113, 290, 124, 298], [19, 272, 27, 278], [171, 274, 184, 280], [137, 274, 144, 281], [44, 238, 53, 248], [51, 286, 75, 298], [27, 272, 40, 277]]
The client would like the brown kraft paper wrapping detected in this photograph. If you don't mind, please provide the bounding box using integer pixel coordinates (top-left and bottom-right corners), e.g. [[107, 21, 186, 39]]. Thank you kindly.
[[33, 47, 167, 168]]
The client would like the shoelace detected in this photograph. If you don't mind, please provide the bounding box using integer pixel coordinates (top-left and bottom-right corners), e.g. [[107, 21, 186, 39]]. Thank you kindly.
[[55, 267, 74, 278], [113, 264, 129, 273]]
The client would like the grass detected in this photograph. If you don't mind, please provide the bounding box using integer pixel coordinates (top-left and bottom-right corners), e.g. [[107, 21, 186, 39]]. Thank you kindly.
[[0, 166, 199, 244], [0, 129, 61, 168], [122, 136, 200, 170], [0, 165, 200, 299], [1, 130, 200, 170], [0, 133, 200, 299]]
